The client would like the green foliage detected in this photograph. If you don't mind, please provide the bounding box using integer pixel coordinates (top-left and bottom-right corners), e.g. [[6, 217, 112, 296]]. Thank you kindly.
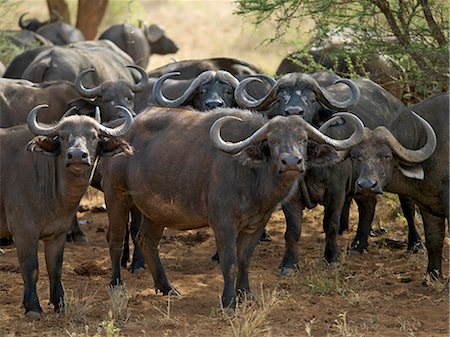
[[235, 0, 449, 102]]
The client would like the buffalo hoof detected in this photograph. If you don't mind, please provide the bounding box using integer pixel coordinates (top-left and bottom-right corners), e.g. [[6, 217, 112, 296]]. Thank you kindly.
[[130, 266, 145, 275], [157, 286, 181, 297], [277, 265, 299, 276], [407, 241, 424, 254], [25, 311, 44, 320], [348, 249, 364, 256], [72, 233, 88, 244], [210, 252, 220, 264]]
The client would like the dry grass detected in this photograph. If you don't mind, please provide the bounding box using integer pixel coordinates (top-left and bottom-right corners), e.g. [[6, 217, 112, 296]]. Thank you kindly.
[[330, 312, 365, 337], [145, 292, 181, 329], [221, 285, 280, 337], [397, 316, 423, 337], [108, 284, 131, 326], [65, 283, 99, 324]]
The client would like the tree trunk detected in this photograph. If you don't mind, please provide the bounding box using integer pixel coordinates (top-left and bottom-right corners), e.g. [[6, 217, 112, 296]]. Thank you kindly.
[[46, 0, 70, 23], [76, 0, 109, 40]]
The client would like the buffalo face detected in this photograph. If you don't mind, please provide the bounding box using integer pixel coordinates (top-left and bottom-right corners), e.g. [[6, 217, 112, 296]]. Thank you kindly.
[[267, 86, 322, 123], [26, 105, 134, 176], [350, 137, 392, 196], [197, 79, 234, 111], [210, 112, 365, 179]]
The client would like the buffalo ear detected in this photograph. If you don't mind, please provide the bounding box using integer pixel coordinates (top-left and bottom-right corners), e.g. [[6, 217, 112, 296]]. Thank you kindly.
[[99, 137, 134, 157], [307, 142, 340, 167], [26, 136, 60, 156], [398, 163, 424, 180], [235, 144, 267, 168]]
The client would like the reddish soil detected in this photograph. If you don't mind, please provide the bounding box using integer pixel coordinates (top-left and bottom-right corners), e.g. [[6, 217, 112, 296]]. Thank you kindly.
[[0, 193, 448, 337]]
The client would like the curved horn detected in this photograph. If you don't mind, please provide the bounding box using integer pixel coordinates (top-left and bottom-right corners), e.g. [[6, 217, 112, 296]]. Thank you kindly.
[[27, 104, 61, 136], [75, 68, 102, 98], [210, 116, 269, 154], [18, 13, 29, 29], [215, 70, 240, 88], [312, 77, 361, 111], [97, 106, 133, 137], [234, 76, 278, 110], [307, 112, 364, 150], [153, 71, 216, 107], [127, 64, 149, 93], [373, 110, 436, 163]]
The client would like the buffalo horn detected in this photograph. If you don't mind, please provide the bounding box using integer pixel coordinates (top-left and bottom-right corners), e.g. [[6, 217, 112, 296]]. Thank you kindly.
[[234, 76, 277, 109], [373, 110, 436, 163], [215, 70, 240, 88], [307, 112, 364, 150], [153, 71, 216, 107], [97, 106, 133, 137], [27, 104, 61, 136], [313, 78, 360, 111], [18, 13, 29, 29], [75, 68, 102, 98], [209, 116, 269, 154], [127, 65, 149, 93]]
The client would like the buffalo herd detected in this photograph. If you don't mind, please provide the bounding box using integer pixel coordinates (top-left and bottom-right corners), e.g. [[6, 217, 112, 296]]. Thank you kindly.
[[0, 14, 448, 319]]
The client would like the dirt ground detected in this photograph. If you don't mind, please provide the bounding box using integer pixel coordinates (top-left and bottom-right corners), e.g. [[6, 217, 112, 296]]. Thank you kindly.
[[0, 1, 448, 336], [0, 191, 448, 337]]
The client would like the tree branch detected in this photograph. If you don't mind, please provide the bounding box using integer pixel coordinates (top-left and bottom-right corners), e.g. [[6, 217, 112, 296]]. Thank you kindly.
[[417, 0, 447, 47]]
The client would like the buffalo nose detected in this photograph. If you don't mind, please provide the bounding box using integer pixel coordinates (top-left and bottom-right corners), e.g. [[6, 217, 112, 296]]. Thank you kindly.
[[279, 154, 303, 171], [284, 106, 304, 116], [67, 148, 89, 164], [356, 178, 378, 190], [205, 100, 224, 110]]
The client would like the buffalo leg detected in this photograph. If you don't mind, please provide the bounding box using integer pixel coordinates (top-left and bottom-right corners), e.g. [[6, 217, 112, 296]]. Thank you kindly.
[[399, 196, 422, 253], [129, 208, 145, 273], [15, 236, 42, 319], [236, 225, 266, 294], [67, 214, 87, 243], [106, 198, 131, 286], [213, 222, 238, 308], [322, 192, 347, 264], [421, 209, 445, 279], [350, 196, 377, 254], [121, 224, 130, 269], [137, 215, 176, 295], [44, 233, 66, 313], [338, 197, 352, 234], [279, 194, 304, 275]]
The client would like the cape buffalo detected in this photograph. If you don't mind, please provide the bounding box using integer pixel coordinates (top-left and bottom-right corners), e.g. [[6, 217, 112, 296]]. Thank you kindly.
[[153, 71, 275, 111], [98, 23, 178, 69], [101, 106, 364, 308], [0, 105, 133, 319], [276, 30, 403, 98], [339, 93, 448, 279], [21, 41, 136, 86], [148, 57, 262, 79], [235, 73, 422, 274], [18, 13, 85, 45]]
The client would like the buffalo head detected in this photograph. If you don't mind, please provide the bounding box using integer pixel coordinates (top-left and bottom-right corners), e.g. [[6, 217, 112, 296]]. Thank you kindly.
[[143, 23, 179, 55], [18, 13, 47, 31], [26, 104, 133, 175], [235, 73, 360, 124], [154, 71, 275, 111], [73, 65, 148, 121], [320, 110, 437, 196], [210, 112, 365, 175]]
